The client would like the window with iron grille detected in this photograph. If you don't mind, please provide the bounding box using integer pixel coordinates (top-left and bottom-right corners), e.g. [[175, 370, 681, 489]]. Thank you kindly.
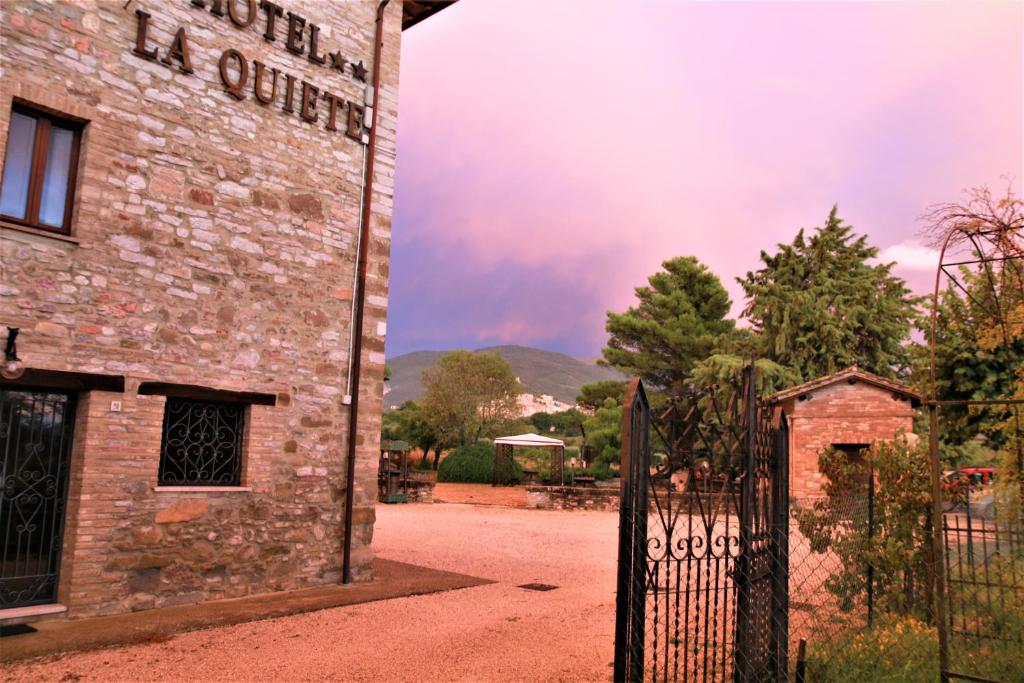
[[158, 398, 245, 486], [0, 103, 84, 235]]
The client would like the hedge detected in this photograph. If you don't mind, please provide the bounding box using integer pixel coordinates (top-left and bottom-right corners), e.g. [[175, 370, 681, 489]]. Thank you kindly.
[[437, 443, 523, 484]]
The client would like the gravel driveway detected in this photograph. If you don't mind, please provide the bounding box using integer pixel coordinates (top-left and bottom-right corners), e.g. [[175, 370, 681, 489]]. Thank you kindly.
[[6, 504, 619, 682]]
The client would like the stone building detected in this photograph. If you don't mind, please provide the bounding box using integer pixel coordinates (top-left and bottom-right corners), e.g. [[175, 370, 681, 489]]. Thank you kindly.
[[0, 0, 453, 621], [769, 367, 921, 498]]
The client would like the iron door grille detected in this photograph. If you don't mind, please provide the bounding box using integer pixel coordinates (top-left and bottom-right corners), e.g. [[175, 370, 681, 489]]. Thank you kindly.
[[0, 390, 77, 609], [158, 398, 245, 486]]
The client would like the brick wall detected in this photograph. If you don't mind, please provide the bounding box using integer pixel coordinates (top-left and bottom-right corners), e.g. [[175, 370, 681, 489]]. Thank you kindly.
[[1, 0, 403, 617], [778, 381, 916, 499]]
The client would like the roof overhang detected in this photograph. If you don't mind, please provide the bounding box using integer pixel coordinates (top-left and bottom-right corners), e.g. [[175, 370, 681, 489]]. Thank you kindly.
[[402, 0, 457, 31]]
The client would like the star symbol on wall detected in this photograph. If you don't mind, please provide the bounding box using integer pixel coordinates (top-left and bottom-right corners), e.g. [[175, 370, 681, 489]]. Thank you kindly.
[[329, 51, 346, 73], [352, 60, 368, 82]]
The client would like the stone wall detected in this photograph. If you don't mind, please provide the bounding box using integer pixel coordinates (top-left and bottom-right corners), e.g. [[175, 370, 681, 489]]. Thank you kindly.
[[404, 480, 434, 504], [1, 0, 403, 618], [778, 382, 916, 498], [526, 486, 738, 515], [526, 486, 620, 512]]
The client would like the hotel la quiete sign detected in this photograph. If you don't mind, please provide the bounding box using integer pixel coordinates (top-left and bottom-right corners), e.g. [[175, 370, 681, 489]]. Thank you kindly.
[[132, 0, 370, 142]]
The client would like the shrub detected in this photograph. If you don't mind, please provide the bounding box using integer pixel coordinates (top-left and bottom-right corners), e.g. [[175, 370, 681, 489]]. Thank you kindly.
[[807, 613, 1024, 683], [793, 433, 933, 617], [806, 617, 938, 682], [583, 460, 614, 481], [437, 443, 522, 484]]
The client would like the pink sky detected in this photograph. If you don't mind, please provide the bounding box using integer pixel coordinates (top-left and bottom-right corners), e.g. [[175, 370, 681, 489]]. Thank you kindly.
[[387, 0, 1023, 358]]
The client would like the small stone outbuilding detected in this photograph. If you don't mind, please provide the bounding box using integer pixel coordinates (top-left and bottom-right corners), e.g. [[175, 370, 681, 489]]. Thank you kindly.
[[769, 367, 921, 499]]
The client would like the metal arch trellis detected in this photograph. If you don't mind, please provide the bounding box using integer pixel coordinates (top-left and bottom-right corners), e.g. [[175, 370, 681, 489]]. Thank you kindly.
[[924, 188, 1024, 683]]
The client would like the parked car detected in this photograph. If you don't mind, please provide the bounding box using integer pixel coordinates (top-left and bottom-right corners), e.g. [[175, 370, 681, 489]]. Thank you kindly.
[[958, 467, 996, 486]]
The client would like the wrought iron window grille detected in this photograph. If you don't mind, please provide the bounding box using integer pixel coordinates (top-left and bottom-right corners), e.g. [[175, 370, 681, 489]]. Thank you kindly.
[[157, 398, 245, 487]]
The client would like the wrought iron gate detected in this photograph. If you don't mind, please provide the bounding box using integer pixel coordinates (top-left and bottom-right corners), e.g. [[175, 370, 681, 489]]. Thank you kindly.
[[0, 390, 77, 608], [614, 364, 790, 682]]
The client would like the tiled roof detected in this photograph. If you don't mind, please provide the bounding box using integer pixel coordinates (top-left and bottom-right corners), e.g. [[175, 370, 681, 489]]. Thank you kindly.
[[768, 366, 921, 407]]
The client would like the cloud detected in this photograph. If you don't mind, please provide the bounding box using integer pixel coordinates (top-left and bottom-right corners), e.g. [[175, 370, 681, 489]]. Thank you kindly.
[[876, 242, 941, 272], [390, 0, 1023, 357]]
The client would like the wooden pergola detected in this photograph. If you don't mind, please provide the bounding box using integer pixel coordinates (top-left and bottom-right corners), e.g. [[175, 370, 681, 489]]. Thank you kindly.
[[493, 433, 565, 486]]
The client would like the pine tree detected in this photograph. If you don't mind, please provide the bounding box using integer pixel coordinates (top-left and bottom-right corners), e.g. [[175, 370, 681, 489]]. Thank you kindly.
[[738, 207, 921, 381], [602, 256, 736, 393]]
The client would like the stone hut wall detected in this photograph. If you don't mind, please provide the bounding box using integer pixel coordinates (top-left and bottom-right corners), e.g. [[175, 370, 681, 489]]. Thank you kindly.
[[778, 382, 916, 499]]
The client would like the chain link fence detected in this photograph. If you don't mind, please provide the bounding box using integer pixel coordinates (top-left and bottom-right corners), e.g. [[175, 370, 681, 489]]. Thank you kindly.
[[786, 492, 1023, 682]]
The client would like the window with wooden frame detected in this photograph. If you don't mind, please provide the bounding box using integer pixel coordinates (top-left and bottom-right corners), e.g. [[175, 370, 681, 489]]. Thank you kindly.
[[0, 103, 84, 235]]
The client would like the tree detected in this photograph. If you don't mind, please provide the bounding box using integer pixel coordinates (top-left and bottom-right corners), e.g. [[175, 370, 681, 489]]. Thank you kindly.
[[576, 380, 628, 411], [382, 401, 445, 469], [738, 207, 921, 382], [794, 434, 933, 618], [582, 397, 624, 478], [529, 409, 586, 437], [919, 272, 1022, 462], [919, 185, 1024, 481], [419, 351, 520, 447], [603, 256, 737, 393]]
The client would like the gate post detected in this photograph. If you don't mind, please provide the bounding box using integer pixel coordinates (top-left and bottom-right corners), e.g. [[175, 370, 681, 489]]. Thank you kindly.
[[771, 412, 791, 680], [734, 363, 757, 682], [613, 377, 650, 682]]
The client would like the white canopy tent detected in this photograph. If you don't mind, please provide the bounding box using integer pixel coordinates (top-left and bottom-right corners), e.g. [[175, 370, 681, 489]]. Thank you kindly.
[[493, 433, 565, 486], [494, 433, 565, 448]]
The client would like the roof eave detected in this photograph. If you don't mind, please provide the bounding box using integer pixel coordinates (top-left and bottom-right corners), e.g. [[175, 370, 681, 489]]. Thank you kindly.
[[402, 0, 457, 31], [768, 369, 922, 408]]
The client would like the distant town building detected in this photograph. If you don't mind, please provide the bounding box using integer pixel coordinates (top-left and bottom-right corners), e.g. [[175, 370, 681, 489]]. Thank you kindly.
[[769, 367, 921, 498], [516, 392, 574, 417], [0, 0, 452, 621]]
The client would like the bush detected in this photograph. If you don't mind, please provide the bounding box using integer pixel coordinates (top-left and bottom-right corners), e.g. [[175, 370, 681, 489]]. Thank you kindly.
[[806, 617, 938, 682], [437, 444, 522, 484], [807, 613, 1024, 683], [583, 460, 614, 481], [793, 433, 933, 616]]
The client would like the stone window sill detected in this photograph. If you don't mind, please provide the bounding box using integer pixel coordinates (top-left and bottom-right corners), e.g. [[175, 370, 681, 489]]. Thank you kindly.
[[153, 486, 252, 493], [0, 219, 80, 245], [0, 603, 67, 625]]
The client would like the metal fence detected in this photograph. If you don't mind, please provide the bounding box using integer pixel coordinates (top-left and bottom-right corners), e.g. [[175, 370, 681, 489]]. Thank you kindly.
[[943, 499, 1024, 682], [784, 492, 1023, 683]]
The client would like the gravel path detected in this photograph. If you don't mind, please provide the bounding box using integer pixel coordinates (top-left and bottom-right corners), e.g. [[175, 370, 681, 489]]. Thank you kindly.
[[6, 504, 619, 682]]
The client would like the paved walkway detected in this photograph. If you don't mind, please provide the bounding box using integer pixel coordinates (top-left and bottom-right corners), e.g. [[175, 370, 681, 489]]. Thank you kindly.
[[5, 503, 619, 682]]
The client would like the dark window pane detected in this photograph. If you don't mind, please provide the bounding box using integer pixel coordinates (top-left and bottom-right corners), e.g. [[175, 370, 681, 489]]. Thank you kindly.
[[0, 112, 37, 220], [158, 398, 245, 486], [38, 125, 74, 228]]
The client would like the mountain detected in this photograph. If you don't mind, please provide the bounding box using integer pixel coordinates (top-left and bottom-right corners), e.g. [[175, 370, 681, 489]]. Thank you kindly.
[[385, 345, 625, 409]]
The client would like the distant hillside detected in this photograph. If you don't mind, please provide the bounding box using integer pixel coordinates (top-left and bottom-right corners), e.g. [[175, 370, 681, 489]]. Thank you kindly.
[[386, 345, 625, 408]]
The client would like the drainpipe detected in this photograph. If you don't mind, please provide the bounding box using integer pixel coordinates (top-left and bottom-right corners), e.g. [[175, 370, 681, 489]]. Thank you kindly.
[[342, 0, 390, 584]]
